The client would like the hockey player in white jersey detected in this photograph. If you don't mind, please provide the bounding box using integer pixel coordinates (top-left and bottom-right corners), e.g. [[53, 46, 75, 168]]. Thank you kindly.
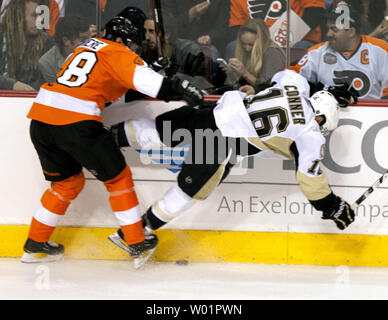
[[290, 3, 388, 100], [108, 70, 355, 251]]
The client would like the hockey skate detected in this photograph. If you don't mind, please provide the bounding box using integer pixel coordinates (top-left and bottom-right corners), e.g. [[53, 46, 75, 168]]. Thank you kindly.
[[21, 238, 64, 263], [108, 215, 153, 251], [108, 229, 158, 269]]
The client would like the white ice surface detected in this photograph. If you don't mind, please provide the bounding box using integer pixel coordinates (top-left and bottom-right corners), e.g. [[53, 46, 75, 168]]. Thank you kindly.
[[1, 258, 388, 300]]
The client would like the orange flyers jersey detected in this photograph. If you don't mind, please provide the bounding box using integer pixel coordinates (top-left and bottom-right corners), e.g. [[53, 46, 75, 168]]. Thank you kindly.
[[289, 36, 388, 99], [28, 38, 164, 125], [229, 0, 325, 43], [27, 38, 164, 125], [46, 0, 65, 36]]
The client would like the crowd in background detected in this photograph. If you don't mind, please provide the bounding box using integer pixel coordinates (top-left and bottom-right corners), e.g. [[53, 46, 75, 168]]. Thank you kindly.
[[0, 0, 387, 99]]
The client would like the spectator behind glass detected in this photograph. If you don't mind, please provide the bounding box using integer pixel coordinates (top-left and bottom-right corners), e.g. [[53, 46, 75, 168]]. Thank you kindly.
[[220, 19, 285, 88], [39, 15, 91, 83], [0, 0, 54, 91], [0, 0, 65, 36], [289, 3, 388, 99], [163, 0, 232, 57], [142, 14, 222, 90], [229, 0, 327, 49]]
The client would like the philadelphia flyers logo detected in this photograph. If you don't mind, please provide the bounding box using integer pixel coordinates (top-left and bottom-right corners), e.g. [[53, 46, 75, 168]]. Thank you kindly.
[[333, 70, 371, 97], [134, 56, 144, 66], [266, 0, 286, 19], [247, 0, 287, 20]]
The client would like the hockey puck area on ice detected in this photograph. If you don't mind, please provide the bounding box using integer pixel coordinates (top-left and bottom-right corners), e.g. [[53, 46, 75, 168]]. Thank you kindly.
[[175, 260, 189, 265]]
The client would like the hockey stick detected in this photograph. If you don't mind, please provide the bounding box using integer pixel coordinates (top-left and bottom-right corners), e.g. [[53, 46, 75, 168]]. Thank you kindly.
[[152, 0, 165, 57], [351, 170, 388, 211]]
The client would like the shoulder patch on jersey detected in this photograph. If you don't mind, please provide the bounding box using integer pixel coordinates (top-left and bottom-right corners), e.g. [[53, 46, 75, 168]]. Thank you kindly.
[[134, 56, 144, 66], [323, 53, 337, 64]]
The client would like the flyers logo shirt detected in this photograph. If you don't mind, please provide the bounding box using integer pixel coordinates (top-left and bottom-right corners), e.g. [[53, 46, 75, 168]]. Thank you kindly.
[[290, 36, 388, 99], [229, 0, 325, 43]]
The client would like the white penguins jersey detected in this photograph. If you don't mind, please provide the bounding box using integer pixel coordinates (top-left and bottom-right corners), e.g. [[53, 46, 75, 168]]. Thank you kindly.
[[290, 35, 388, 99], [213, 70, 331, 202]]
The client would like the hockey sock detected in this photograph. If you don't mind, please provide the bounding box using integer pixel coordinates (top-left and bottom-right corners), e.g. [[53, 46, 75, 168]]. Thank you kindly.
[[104, 166, 144, 245], [28, 173, 85, 242], [28, 190, 70, 242], [146, 184, 195, 230]]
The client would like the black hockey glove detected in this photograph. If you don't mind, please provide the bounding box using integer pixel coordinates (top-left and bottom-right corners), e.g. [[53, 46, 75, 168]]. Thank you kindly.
[[150, 57, 171, 73], [157, 77, 204, 107], [321, 195, 355, 230], [178, 79, 204, 107], [309, 82, 359, 108], [326, 84, 359, 108]]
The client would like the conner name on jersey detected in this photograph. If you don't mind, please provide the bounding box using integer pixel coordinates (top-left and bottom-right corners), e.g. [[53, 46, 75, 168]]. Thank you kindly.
[[80, 38, 108, 52], [284, 85, 306, 125]]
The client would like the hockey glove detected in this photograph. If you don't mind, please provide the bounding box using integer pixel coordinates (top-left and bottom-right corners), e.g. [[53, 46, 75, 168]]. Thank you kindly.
[[326, 84, 359, 108], [321, 195, 355, 230], [150, 57, 171, 73], [157, 78, 204, 107], [182, 80, 204, 107], [309, 82, 359, 108], [170, 78, 204, 107]]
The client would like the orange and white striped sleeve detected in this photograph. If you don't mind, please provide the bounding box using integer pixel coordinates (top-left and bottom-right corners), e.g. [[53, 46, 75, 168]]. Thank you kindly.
[[107, 48, 164, 98]]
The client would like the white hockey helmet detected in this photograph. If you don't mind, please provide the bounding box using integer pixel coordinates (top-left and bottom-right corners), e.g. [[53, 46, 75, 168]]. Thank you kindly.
[[309, 90, 340, 136]]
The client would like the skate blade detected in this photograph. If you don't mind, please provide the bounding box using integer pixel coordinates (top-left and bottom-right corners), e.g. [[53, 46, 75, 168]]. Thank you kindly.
[[108, 233, 130, 253], [20, 252, 63, 263], [133, 247, 157, 269]]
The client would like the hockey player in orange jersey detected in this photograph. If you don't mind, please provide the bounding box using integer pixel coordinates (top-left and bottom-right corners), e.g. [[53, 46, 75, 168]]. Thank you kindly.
[[22, 16, 204, 268]]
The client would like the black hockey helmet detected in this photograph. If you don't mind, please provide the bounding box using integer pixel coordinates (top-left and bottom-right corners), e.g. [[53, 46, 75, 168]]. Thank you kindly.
[[104, 16, 142, 49], [116, 6, 146, 42]]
